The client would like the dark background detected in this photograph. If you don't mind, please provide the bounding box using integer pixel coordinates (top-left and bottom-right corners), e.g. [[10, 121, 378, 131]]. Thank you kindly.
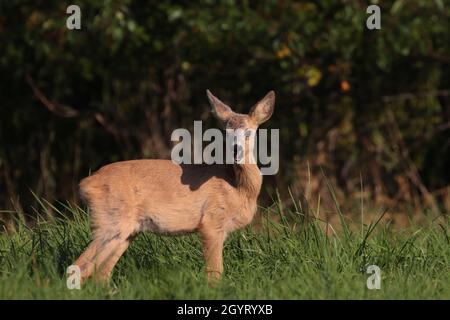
[[1, 1, 449, 228]]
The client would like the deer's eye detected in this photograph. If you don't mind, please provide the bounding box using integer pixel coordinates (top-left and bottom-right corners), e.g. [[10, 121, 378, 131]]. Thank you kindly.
[[245, 130, 252, 138]]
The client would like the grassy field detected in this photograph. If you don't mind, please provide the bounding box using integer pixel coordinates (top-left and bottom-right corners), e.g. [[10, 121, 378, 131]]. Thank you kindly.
[[0, 199, 449, 300]]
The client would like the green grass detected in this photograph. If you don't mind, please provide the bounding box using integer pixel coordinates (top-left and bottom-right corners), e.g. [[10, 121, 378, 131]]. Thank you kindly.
[[0, 200, 449, 299]]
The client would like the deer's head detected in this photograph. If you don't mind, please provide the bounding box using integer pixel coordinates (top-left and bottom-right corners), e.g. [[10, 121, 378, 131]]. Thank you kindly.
[[207, 90, 275, 164]]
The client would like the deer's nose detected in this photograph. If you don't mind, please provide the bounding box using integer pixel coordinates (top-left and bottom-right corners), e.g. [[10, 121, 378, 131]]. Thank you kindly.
[[233, 144, 243, 162]]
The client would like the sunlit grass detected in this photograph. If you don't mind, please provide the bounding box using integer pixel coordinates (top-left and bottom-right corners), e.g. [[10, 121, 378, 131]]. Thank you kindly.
[[0, 196, 449, 299]]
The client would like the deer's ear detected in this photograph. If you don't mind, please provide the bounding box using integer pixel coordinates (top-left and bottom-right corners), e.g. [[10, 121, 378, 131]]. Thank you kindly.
[[249, 91, 275, 124], [207, 90, 233, 122]]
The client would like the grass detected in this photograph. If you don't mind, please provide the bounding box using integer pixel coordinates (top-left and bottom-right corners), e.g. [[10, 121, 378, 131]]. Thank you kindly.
[[0, 198, 449, 300]]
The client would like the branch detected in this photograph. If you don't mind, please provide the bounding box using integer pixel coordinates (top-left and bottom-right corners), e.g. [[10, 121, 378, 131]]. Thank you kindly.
[[25, 73, 79, 118]]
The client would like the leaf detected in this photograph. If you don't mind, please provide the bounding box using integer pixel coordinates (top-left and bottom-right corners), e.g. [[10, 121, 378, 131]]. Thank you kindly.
[[391, 0, 405, 14]]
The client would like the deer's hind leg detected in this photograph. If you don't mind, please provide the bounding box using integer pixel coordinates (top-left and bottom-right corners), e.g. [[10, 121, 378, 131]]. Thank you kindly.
[[74, 217, 136, 284], [94, 237, 131, 282], [75, 177, 138, 284], [74, 231, 124, 283]]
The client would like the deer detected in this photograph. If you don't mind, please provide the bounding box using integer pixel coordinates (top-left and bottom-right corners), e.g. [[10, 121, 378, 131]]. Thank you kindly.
[[73, 90, 275, 285]]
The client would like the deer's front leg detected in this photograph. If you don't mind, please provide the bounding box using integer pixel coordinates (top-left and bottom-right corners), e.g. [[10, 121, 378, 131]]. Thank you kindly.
[[200, 229, 225, 283]]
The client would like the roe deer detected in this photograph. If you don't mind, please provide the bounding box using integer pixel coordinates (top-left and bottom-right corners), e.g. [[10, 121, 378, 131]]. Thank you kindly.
[[73, 90, 275, 284]]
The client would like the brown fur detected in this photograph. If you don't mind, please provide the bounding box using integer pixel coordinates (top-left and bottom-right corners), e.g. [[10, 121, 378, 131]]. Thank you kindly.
[[74, 90, 275, 284]]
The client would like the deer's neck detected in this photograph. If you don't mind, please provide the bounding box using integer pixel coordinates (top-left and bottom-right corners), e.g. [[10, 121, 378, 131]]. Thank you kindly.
[[233, 163, 262, 202]]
